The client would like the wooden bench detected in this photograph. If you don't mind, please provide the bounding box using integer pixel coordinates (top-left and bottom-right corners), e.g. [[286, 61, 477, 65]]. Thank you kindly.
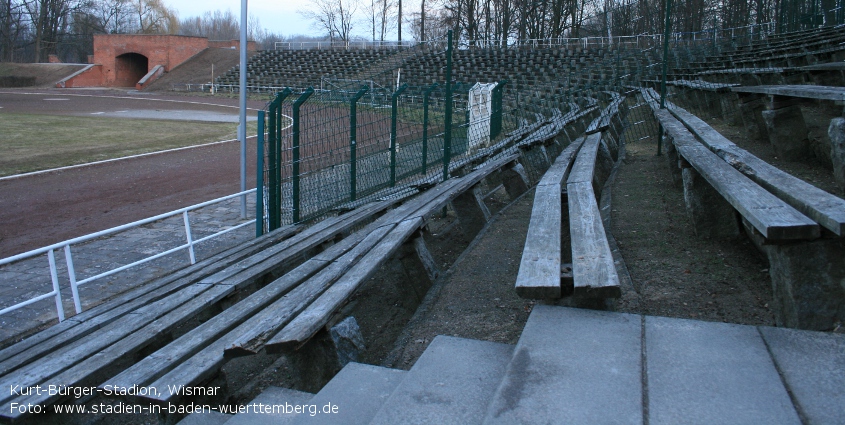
[[642, 88, 845, 331], [98, 153, 529, 414], [730, 85, 845, 187], [516, 96, 626, 300], [0, 196, 407, 423]]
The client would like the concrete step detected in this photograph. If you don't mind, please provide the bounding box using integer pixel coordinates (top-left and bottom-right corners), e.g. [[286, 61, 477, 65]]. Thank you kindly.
[[646, 316, 800, 424], [369, 335, 514, 425], [753, 326, 844, 425], [177, 411, 231, 425], [484, 305, 643, 425], [291, 362, 406, 425], [224, 386, 314, 425]]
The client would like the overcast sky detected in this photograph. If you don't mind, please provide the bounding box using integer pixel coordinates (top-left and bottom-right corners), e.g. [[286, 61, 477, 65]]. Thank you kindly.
[[165, 0, 376, 39]]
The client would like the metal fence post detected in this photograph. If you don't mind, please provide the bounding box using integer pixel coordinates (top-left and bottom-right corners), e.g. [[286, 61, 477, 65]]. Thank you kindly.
[[659, 0, 673, 156], [268, 100, 278, 230], [443, 30, 454, 183], [267, 88, 291, 230], [292, 87, 315, 223], [256, 109, 265, 237], [350, 85, 369, 201], [422, 83, 439, 175], [390, 84, 409, 187]]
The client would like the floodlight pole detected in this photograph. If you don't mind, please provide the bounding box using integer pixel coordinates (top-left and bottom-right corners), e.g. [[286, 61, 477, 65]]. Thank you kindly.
[[238, 0, 248, 218]]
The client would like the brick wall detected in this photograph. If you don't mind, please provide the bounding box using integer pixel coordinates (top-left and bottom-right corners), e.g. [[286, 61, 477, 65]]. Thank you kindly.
[[92, 35, 209, 87]]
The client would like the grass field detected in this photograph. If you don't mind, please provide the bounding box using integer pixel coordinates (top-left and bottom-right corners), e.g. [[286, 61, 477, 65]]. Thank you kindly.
[[0, 113, 260, 177]]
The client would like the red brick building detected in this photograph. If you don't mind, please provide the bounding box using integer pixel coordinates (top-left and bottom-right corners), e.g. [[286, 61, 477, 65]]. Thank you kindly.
[[59, 34, 257, 89]]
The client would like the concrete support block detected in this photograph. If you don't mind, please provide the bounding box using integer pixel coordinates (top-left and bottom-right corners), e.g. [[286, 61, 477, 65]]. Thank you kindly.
[[763, 238, 845, 331], [681, 167, 741, 239], [664, 133, 683, 187], [828, 117, 845, 193], [499, 162, 530, 199], [395, 233, 439, 306], [451, 184, 489, 237], [762, 106, 810, 160], [719, 93, 742, 125], [329, 316, 366, 368], [738, 94, 768, 140], [594, 139, 615, 196]]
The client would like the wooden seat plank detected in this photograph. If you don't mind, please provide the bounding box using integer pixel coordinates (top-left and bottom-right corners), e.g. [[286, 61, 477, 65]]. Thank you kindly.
[[567, 133, 621, 297], [0, 284, 234, 420], [665, 100, 845, 236], [0, 225, 298, 367], [651, 106, 819, 241], [515, 139, 584, 299], [124, 225, 397, 404], [0, 282, 217, 405], [730, 84, 845, 101], [102, 218, 399, 393], [567, 181, 621, 297], [262, 217, 424, 352]]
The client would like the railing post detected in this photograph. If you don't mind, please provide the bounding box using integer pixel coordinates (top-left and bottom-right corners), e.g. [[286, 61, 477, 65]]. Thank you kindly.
[[256, 109, 265, 237], [443, 30, 454, 183], [64, 245, 82, 314], [390, 84, 409, 187], [292, 87, 315, 223], [422, 83, 439, 175], [183, 211, 196, 264], [47, 249, 65, 321], [349, 85, 369, 201]]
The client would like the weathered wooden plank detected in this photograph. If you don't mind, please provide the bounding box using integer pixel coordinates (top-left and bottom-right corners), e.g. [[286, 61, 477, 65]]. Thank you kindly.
[[515, 139, 585, 299], [652, 108, 820, 241], [104, 222, 395, 394], [731, 84, 845, 101], [1, 284, 234, 420], [222, 224, 396, 357], [102, 258, 332, 392], [567, 133, 603, 185], [567, 182, 621, 298], [667, 101, 845, 236], [537, 138, 585, 188], [515, 185, 563, 299], [263, 217, 425, 353], [1, 199, 389, 372], [0, 283, 217, 404], [136, 226, 397, 405], [0, 224, 299, 368], [199, 200, 396, 286]]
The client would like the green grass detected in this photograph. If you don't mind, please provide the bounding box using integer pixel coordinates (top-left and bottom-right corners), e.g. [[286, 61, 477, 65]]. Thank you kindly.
[[0, 113, 259, 177]]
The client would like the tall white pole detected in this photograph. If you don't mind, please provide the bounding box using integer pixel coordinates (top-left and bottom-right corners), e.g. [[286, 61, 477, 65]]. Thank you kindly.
[[239, 0, 248, 218]]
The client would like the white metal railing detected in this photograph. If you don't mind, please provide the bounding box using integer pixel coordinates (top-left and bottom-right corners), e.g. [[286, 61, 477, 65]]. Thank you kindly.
[[0, 189, 257, 321], [273, 23, 780, 52], [275, 40, 420, 50]]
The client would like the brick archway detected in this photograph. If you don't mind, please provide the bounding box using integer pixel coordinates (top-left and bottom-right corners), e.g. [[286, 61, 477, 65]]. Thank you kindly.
[[114, 52, 149, 87]]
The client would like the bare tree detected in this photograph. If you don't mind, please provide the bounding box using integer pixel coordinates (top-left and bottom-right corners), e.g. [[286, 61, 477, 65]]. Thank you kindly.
[[300, 0, 360, 43], [0, 0, 27, 61]]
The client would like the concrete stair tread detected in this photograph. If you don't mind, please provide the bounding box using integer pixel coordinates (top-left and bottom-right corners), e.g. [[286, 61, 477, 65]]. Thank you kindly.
[[646, 315, 800, 424], [291, 362, 406, 425], [369, 335, 514, 425], [758, 326, 845, 425], [484, 305, 643, 424], [224, 386, 314, 425]]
